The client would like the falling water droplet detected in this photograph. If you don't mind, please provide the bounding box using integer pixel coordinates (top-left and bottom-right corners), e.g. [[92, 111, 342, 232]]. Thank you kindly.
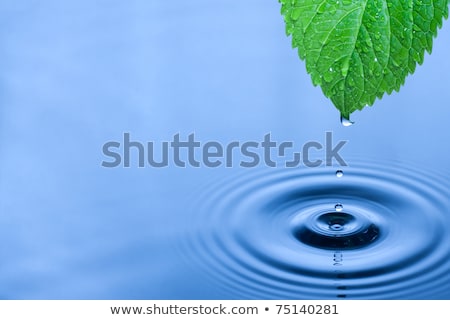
[[333, 252, 343, 262], [333, 251, 343, 265], [335, 204, 343, 212], [340, 114, 355, 127], [336, 170, 344, 178]]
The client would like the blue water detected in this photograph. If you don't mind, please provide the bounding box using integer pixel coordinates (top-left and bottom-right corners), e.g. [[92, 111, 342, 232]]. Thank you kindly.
[[0, 1, 450, 299], [181, 160, 450, 298]]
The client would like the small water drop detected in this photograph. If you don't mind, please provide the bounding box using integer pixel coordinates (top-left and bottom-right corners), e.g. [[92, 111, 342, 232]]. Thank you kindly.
[[333, 252, 343, 261], [340, 114, 355, 126], [335, 204, 343, 212], [336, 170, 344, 178]]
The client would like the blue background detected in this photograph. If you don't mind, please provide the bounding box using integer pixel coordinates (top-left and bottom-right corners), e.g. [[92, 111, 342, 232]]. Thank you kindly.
[[0, 1, 449, 298]]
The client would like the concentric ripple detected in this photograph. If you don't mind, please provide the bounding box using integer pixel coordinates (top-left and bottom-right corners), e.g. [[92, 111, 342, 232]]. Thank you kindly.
[[181, 160, 450, 299]]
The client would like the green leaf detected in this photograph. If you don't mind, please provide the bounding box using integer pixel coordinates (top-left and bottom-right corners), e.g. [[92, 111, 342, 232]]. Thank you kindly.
[[279, 0, 449, 117]]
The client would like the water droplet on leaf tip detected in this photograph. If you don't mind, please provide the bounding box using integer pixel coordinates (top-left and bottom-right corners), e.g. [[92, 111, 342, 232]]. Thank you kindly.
[[336, 170, 344, 178], [340, 114, 355, 127]]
